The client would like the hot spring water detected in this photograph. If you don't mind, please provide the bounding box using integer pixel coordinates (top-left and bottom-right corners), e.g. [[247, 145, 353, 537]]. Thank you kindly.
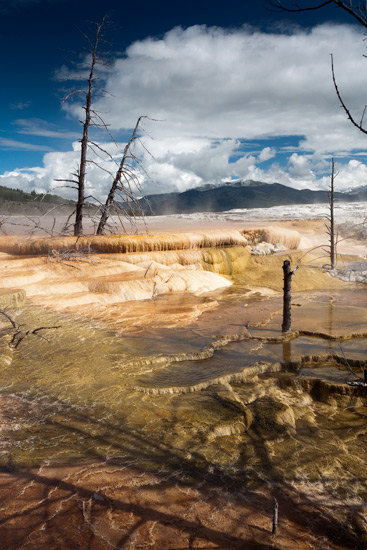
[[1, 282, 366, 495]]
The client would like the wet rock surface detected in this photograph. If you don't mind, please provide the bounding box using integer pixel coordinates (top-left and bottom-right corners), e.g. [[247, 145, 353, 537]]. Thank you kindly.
[[1, 458, 366, 550], [0, 246, 366, 549]]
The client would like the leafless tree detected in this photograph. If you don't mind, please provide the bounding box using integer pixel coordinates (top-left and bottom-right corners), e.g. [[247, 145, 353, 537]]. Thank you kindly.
[[325, 157, 337, 268], [331, 53, 367, 135], [267, 2, 367, 134], [268, 2, 367, 268], [55, 16, 110, 236], [55, 17, 151, 237], [96, 116, 149, 235]]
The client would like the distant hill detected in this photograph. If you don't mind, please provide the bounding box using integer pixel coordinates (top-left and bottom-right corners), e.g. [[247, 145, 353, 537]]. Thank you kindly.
[[0, 185, 74, 205], [140, 180, 362, 215], [0, 186, 97, 216], [1, 180, 366, 217], [347, 185, 367, 201]]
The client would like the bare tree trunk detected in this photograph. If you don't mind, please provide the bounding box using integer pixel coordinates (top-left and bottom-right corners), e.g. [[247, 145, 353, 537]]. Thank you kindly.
[[329, 157, 336, 269], [272, 498, 279, 535], [96, 116, 144, 235], [73, 17, 106, 236], [282, 260, 292, 333], [96, 182, 117, 235], [325, 157, 337, 269], [56, 19, 150, 237]]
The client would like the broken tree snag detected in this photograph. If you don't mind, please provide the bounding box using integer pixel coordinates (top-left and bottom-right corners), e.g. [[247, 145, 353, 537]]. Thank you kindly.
[[282, 260, 292, 333], [272, 497, 279, 535]]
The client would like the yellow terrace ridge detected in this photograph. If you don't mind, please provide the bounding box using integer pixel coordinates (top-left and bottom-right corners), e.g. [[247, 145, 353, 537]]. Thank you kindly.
[[0, 230, 248, 256]]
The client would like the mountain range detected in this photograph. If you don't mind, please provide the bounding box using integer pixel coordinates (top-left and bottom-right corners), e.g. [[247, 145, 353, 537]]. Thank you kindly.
[[140, 180, 367, 215], [1, 180, 367, 217]]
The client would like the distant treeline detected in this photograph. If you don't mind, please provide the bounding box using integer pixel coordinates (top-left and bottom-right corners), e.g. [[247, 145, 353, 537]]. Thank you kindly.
[[0, 185, 74, 205]]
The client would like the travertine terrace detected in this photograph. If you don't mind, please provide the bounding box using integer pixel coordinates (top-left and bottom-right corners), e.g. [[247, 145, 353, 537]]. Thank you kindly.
[[0, 215, 366, 550]]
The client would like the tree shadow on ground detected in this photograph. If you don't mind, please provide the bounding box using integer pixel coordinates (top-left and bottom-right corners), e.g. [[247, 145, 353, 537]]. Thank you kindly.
[[0, 400, 365, 550]]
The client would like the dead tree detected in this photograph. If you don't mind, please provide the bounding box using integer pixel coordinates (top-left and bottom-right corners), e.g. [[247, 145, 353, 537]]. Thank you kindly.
[[55, 16, 110, 236], [282, 260, 293, 332], [267, 2, 367, 134], [325, 157, 337, 269], [55, 18, 151, 237], [331, 53, 367, 136], [96, 116, 147, 235], [269, 2, 367, 269], [282, 260, 299, 332]]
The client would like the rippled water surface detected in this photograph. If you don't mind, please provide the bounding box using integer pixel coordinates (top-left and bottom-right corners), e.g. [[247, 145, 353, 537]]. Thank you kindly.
[[1, 284, 367, 476]]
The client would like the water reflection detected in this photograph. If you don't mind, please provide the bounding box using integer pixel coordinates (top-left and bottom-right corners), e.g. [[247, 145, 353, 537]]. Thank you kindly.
[[0, 287, 366, 474], [328, 297, 334, 353], [282, 340, 291, 362]]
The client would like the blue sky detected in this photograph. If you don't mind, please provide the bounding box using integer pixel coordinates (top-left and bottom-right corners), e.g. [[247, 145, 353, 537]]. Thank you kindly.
[[1, 0, 367, 198]]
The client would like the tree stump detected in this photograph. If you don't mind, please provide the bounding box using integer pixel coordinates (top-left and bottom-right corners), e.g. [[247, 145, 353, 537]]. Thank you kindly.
[[282, 260, 292, 333]]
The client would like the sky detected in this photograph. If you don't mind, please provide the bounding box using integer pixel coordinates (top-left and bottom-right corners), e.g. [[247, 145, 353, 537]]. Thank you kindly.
[[1, 0, 367, 200]]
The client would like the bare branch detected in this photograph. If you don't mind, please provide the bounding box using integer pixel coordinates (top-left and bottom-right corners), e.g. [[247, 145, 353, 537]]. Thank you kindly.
[[1, 309, 61, 349], [89, 109, 117, 144], [267, 0, 334, 13], [360, 104, 367, 127], [96, 115, 149, 235], [0, 309, 18, 329], [87, 140, 114, 160], [62, 89, 87, 102], [57, 16, 110, 236], [54, 178, 79, 185], [267, 0, 367, 29], [331, 54, 367, 135], [86, 158, 114, 177]]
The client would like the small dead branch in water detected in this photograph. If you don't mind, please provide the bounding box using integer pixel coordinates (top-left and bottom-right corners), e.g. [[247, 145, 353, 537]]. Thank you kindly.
[[338, 343, 364, 383], [10, 325, 62, 349], [0, 309, 61, 349], [0, 309, 18, 329]]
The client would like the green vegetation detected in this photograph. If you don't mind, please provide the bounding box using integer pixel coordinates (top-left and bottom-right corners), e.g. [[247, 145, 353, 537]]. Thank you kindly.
[[0, 185, 74, 205]]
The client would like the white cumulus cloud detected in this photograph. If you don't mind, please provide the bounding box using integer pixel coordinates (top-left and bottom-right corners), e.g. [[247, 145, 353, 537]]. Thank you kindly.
[[3, 22, 367, 197]]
